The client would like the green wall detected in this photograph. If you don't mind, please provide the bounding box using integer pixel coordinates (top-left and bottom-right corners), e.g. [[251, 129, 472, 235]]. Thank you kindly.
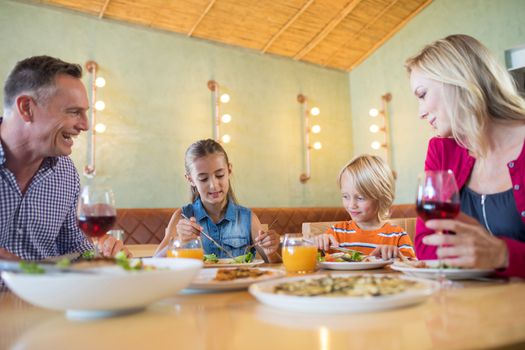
[[0, 0, 353, 208], [349, 0, 525, 203]]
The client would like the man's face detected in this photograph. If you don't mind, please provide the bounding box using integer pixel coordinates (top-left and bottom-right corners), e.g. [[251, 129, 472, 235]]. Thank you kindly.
[[30, 74, 89, 157]]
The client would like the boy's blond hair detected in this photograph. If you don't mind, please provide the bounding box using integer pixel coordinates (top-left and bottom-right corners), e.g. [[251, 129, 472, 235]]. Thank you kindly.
[[337, 155, 395, 221]]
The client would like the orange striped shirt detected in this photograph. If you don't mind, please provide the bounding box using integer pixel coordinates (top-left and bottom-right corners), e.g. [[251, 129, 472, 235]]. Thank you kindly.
[[326, 220, 416, 258]]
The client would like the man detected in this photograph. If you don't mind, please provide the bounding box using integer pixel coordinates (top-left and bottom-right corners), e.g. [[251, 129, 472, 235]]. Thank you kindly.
[[0, 55, 126, 261]]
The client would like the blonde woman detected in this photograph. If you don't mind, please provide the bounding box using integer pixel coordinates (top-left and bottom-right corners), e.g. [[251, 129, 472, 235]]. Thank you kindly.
[[406, 34, 525, 277], [314, 155, 415, 260]]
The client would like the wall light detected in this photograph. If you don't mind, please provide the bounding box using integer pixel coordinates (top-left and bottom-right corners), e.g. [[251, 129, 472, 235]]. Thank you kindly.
[[95, 123, 107, 133], [220, 93, 230, 103], [221, 114, 232, 123], [84, 60, 107, 177], [208, 80, 233, 143], [297, 94, 323, 183], [369, 93, 393, 168]]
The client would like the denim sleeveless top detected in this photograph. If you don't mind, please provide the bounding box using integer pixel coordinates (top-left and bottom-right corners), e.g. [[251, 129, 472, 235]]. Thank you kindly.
[[181, 198, 253, 258], [461, 187, 525, 242]]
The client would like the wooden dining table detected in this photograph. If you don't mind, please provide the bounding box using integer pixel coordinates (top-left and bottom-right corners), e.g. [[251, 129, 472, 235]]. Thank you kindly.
[[1, 244, 524, 350]]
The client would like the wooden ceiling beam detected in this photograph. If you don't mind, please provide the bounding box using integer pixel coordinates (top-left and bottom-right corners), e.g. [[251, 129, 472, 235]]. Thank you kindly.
[[99, 0, 111, 19], [294, 0, 362, 60], [323, 0, 399, 67], [188, 0, 217, 36], [346, 0, 432, 70], [261, 0, 314, 53]]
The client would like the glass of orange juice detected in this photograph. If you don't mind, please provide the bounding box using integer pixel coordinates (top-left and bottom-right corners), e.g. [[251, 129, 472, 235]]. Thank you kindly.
[[282, 234, 317, 273], [167, 236, 204, 260]]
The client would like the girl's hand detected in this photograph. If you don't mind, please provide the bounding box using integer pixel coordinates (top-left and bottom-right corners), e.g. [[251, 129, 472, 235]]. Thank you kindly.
[[423, 213, 508, 269], [370, 245, 398, 260], [175, 216, 202, 242], [98, 235, 132, 258], [313, 234, 339, 251], [256, 229, 280, 255]]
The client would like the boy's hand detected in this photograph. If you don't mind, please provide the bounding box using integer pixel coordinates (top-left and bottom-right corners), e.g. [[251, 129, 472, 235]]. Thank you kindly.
[[313, 234, 339, 251], [370, 245, 398, 260]]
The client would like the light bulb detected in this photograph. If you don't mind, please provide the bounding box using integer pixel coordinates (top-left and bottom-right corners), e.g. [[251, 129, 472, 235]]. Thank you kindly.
[[311, 125, 321, 133], [371, 141, 381, 150], [313, 141, 322, 150], [94, 100, 105, 111], [95, 77, 106, 88], [310, 107, 320, 116], [220, 93, 230, 103], [95, 123, 106, 133], [221, 114, 232, 123], [221, 134, 231, 143], [369, 108, 379, 117], [369, 124, 380, 133]]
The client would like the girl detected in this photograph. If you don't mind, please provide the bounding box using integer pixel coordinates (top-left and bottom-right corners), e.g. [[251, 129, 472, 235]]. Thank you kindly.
[[314, 155, 415, 260], [155, 139, 281, 262]]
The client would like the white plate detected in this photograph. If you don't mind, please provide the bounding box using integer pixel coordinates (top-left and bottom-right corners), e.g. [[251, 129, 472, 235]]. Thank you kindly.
[[249, 274, 438, 314], [188, 267, 285, 291], [1, 258, 202, 319], [204, 259, 265, 268], [391, 260, 494, 280], [319, 259, 392, 271]]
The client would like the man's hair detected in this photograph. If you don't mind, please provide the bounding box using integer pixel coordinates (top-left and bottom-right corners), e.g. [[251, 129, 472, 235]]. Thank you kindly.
[[337, 154, 395, 221], [3, 55, 82, 110]]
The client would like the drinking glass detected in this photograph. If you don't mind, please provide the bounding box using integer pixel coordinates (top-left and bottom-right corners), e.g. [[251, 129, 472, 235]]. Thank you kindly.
[[282, 234, 317, 274], [416, 170, 460, 286], [77, 184, 117, 257], [167, 236, 204, 260]]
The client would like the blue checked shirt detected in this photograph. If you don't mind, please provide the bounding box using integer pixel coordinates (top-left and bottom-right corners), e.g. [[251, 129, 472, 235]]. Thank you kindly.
[[0, 139, 93, 260]]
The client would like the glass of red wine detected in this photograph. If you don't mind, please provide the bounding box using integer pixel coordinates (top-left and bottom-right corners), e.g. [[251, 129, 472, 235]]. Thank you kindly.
[[416, 170, 460, 286], [77, 184, 117, 257]]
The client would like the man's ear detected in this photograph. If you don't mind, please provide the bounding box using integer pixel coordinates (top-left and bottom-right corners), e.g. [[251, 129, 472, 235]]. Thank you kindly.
[[15, 95, 34, 122]]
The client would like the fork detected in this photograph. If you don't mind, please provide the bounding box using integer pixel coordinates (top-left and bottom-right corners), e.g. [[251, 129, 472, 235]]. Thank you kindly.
[[243, 218, 279, 255]]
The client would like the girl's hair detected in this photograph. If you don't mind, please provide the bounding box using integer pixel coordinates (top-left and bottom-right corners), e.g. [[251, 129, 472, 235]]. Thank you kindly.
[[405, 34, 525, 158], [184, 139, 238, 204], [337, 155, 395, 221]]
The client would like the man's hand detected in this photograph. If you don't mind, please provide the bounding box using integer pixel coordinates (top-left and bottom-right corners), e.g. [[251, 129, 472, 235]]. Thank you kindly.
[[97, 236, 132, 258], [0, 248, 20, 261]]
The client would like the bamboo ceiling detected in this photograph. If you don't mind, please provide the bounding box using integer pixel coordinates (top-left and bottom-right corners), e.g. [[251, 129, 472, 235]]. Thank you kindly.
[[34, 0, 432, 71]]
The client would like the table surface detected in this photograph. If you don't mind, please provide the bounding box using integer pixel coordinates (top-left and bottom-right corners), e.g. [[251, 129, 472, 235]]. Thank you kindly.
[[1, 244, 525, 350]]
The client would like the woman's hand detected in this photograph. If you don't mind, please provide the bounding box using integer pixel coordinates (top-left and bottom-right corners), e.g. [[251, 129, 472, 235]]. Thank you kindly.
[[175, 216, 202, 242], [423, 213, 508, 269], [370, 245, 399, 260], [313, 234, 339, 251], [97, 235, 132, 258], [256, 229, 280, 256]]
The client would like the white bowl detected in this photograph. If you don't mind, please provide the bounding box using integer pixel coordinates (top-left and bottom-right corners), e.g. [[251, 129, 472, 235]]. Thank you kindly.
[[2, 258, 202, 319]]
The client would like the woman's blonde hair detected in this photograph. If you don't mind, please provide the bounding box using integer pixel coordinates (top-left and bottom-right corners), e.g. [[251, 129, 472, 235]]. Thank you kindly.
[[405, 34, 525, 158], [337, 155, 395, 221], [184, 139, 238, 204]]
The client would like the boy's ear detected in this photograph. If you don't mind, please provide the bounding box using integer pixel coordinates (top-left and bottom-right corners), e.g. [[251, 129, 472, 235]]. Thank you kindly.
[[16, 95, 34, 122]]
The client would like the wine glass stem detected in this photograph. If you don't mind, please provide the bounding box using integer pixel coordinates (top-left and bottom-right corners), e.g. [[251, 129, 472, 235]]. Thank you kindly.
[[437, 229, 446, 286]]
